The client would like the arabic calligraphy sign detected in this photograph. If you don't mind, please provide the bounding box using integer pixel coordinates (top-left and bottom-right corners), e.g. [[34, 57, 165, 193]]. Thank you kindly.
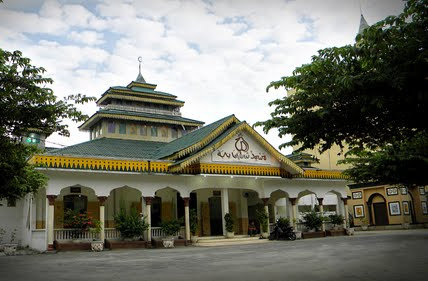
[[210, 133, 274, 165]]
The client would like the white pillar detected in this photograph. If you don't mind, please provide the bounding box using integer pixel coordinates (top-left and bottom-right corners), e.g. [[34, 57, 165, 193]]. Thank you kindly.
[[221, 188, 229, 235], [184, 198, 190, 241], [144, 197, 152, 243], [46, 195, 56, 250], [290, 198, 298, 229], [262, 198, 270, 235], [318, 198, 325, 231], [98, 196, 107, 242], [342, 198, 349, 228]]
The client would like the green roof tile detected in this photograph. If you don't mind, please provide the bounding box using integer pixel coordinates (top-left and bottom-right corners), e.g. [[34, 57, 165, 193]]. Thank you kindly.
[[156, 115, 237, 159], [47, 138, 166, 160]]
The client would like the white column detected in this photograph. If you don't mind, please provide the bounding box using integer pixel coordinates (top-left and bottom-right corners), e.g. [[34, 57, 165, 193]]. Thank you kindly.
[[221, 188, 229, 235], [144, 197, 152, 243], [98, 196, 107, 242], [184, 198, 190, 241], [318, 198, 325, 231], [46, 195, 56, 250], [343, 198, 349, 228], [290, 198, 298, 229]]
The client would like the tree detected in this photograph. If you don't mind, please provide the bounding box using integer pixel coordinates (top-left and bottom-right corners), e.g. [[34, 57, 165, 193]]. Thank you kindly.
[[0, 48, 95, 201], [256, 0, 428, 186]]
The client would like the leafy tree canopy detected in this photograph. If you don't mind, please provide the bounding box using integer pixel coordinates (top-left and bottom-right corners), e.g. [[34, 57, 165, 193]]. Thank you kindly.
[[0, 49, 95, 201], [256, 0, 427, 186]]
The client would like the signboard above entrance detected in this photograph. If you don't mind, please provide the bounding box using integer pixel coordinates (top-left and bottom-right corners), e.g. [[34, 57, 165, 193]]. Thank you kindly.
[[205, 133, 280, 166]]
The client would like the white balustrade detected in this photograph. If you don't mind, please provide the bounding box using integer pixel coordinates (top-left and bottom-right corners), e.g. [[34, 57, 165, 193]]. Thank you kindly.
[[54, 229, 100, 241], [105, 228, 121, 239], [151, 226, 185, 238]]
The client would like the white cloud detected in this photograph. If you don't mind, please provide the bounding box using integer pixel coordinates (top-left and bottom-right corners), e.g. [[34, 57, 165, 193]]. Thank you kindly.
[[0, 0, 405, 153]]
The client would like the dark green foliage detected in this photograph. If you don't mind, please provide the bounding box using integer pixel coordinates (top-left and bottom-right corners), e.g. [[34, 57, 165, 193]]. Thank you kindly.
[[302, 210, 324, 231], [160, 219, 182, 237], [256, 0, 428, 186], [0, 48, 95, 200], [256, 210, 269, 233], [114, 208, 148, 239], [224, 213, 235, 233], [276, 217, 291, 229], [328, 214, 344, 226], [189, 209, 198, 235]]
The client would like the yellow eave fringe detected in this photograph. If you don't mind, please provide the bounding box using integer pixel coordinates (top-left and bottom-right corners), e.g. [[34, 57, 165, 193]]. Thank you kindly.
[[80, 113, 202, 130], [295, 170, 348, 179], [97, 93, 184, 106]]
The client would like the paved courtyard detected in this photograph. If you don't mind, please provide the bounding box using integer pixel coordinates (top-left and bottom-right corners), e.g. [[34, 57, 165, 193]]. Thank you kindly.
[[1, 229, 427, 281]]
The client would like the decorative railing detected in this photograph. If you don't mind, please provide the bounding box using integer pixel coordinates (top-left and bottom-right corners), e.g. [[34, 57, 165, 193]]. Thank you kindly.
[[105, 228, 121, 239], [54, 229, 100, 241], [151, 226, 185, 238]]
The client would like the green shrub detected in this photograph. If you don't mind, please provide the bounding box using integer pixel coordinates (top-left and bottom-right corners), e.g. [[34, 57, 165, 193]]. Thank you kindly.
[[302, 210, 324, 231], [160, 219, 182, 237], [276, 217, 291, 229], [114, 207, 148, 239], [224, 213, 234, 233], [189, 209, 198, 236], [256, 210, 269, 233], [328, 214, 344, 226]]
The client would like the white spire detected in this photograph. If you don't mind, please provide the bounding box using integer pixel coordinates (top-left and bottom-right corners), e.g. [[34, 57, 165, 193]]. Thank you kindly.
[[135, 56, 146, 83]]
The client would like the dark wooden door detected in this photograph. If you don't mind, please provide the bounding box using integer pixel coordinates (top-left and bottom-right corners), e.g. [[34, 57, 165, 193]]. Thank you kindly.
[[209, 197, 222, 236], [373, 202, 388, 225]]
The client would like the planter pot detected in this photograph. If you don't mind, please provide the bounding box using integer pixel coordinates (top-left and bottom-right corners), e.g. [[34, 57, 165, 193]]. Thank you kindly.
[[261, 232, 269, 239], [4, 244, 18, 256], [226, 232, 234, 238], [346, 228, 355, 236], [308, 228, 315, 233], [361, 225, 368, 231], [326, 229, 346, 236], [91, 241, 104, 252], [191, 236, 198, 244], [302, 231, 326, 239], [162, 237, 174, 248], [333, 225, 339, 230], [293, 231, 302, 239]]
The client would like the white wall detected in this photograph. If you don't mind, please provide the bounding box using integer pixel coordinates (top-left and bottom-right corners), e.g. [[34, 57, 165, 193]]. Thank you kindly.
[[0, 198, 24, 245]]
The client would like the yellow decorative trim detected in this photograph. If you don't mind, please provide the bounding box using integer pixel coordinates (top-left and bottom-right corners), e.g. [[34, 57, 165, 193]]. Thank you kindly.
[[295, 170, 348, 179], [30, 155, 150, 172], [166, 115, 240, 161], [127, 82, 157, 90], [169, 122, 303, 175], [180, 163, 291, 177], [97, 93, 184, 106], [150, 161, 170, 173], [79, 113, 202, 130]]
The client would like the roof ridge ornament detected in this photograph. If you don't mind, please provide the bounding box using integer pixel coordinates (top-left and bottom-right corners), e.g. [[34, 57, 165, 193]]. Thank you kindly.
[[136, 56, 146, 83]]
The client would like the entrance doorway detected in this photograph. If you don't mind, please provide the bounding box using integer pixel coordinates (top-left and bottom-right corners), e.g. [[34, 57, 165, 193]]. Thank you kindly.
[[209, 197, 222, 235], [373, 202, 388, 225]]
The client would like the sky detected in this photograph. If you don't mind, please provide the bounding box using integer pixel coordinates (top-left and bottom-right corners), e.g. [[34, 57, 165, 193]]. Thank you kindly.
[[0, 0, 405, 154]]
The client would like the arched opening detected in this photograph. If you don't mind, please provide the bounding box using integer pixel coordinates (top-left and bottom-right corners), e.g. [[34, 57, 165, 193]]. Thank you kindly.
[[56, 185, 97, 229], [154, 187, 184, 227], [367, 193, 389, 226], [106, 186, 142, 228], [297, 191, 319, 220], [245, 189, 263, 235], [270, 190, 290, 222]]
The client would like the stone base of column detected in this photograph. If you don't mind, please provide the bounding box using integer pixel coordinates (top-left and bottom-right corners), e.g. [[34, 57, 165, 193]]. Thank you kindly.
[[47, 244, 55, 251], [146, 241, 153, 248]]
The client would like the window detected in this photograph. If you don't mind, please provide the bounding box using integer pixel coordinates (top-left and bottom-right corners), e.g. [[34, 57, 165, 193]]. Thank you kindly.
[[171, 128, 178, 138], [161, 127, 168, 138], [119, 123, 126, 134], [108, 122, 115, 133], [151, 126, 158, 137], [140, 125, 147, 136]]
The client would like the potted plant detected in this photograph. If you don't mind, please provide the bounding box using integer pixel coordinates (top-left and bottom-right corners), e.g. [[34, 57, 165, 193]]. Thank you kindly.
[[256, 210, 269, 238], [114, 208, 149, 241], [89, 219, 103, 252], [4, 229, 18, 256], [224, 213, 235, 238], [302, 210, 323, 232], [360, 217, 369, 231], [160, 219, 181, 248], [189, 209, 198, 243], [329, 214, 344, 230]]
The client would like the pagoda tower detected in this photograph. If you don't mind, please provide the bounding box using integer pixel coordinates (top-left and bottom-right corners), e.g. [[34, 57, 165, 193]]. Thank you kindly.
[[79, 60, 204, 143]]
